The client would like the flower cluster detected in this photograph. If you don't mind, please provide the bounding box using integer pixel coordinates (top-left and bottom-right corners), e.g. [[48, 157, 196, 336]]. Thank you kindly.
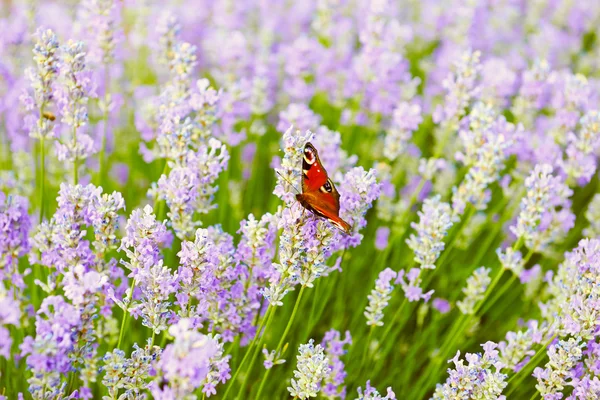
[[406, 195, 453, 270], [149, 319, 222, 399], [55, 39, 96, 167], [510, 164, 573, 252], [364, 268, 397, 327], [288, 339, 331, 399], [457, 267, 491, 315], [356, 381, 397, 400], [321, 330, 352, 399], [432, 342, 507, 399]]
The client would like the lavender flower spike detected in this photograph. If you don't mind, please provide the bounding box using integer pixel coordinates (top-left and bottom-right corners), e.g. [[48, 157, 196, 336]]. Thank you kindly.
[[149, 318, 219, 399], [24, 28, 60, 140], [457, 267, 491, 315], [432, 342, 507, 399], [356, 380, 397, 400], [533, 338, 584, 398], [509, 164, 573, 251], [288, 339, 331, 400], [406, 195, 453, 270], [364, 268, 397, 327]]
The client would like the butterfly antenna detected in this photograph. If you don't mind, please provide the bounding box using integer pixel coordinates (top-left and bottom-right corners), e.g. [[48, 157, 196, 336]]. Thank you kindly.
[[276, 170, 301, 195]]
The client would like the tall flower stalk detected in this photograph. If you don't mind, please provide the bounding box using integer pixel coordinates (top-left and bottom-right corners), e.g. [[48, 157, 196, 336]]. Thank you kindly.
[[23, 28, 60, 221]]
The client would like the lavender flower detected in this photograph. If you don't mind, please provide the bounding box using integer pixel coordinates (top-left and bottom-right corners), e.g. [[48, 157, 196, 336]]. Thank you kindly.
[[155, 139, 229, 239], [116, 205, 176, 334], [0, 193, 31, 281], [395, 268, 434, 303], [356, 381, 396, 400], [383, 102, 422, 161], [79, 0, 122, 66], [321, 329, 352, 399], [288, 339, 330, 399], [0, 284, 22, 358], [261, 205, 305, 306], [23, 28, 60, 140], [559, 110, 600, 184], [55, 40, 96, 168], [533, 338, 584, 398], [406, 195, 453, 270], [364, 268, 397, 327], [497, 246, 525, 276], [336, 166, 381, 239], [432, 298, 450, 314], [374, 227, 390, 250], [149, 319, 219, 399], [457, 267, 491, 315], [273, 126, 313, 205], [510, 164, 573, 252], [434, 49, 481, 131], [542, 238, 600, 339], [21, 296, 81, 400], [201, 334, 231, 397], [102, 340, 161, 400], [432, 342, 507, 399], [498, 321, 546, 372], [451, 104, 516, 216]]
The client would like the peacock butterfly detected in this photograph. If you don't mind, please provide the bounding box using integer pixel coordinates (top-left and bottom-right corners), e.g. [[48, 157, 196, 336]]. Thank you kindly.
[[295, 142, 351, 233]]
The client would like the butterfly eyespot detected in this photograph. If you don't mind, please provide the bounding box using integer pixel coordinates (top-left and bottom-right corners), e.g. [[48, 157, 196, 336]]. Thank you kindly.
[[320, 180, 333, 193]]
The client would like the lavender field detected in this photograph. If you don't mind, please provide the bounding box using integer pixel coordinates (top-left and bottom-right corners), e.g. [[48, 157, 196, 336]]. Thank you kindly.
[[2, 1, 600, 399]]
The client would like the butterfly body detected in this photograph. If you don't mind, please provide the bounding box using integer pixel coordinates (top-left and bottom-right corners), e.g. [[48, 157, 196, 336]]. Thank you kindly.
[[296, 143, 351, 233]]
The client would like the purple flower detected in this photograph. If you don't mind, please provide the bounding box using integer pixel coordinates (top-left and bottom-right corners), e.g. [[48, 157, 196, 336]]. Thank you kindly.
[[277, 103, 321, 134], [374, 227, 390, 250], [0, 193, 31, 281], [55, 40, 97, 167], [356, 380, 396, 400], [102, 341, 161, 399], [457, 267, 491, 315], [533, 338, 584, 398], [154, 139, 229, 240], [150, 319, 219, 399], [432, 298, 450, 314], [365, 268, 397, 327], [510, 164, 573, 251], [21, 296, 81, 399], [433, 342, 507, 399], [406, 195, 453, 270], [23, 28, 60, 141], [396, 268, 433, 303], [384, 102, 422, 161], [288, 339, 330, 399], [321, 329, 352, 399]]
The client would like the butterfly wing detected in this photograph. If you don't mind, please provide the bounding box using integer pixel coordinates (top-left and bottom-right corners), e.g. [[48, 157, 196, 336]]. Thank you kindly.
[[296, 142, 351, 233], [301, 142, 329, 192]]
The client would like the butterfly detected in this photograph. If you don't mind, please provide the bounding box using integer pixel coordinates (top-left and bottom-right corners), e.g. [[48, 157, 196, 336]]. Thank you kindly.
[[295, 142, 352, 234]]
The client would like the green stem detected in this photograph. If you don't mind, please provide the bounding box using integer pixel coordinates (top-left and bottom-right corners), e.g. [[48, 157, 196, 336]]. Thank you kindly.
[[506, 334, 557, 396], [362, 327, 374, 366], [478, 274, 516, 316], [253, 286, 307, 400], [528, 391, 539, 400], [373, 298, 408, 355], [221, 306, 272, 400], [238, 308, 276, 400], [275, 286, 306, 353], [98, 66, 110, 187], [73, 125, 78, 185], [117, 279, 136, 350], [39, 136, 46, 223]]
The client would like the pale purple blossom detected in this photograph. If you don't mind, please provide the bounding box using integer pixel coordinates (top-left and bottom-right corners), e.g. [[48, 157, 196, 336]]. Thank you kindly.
[[288, 339, 330, 399], [365, 268, 397, 327]]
